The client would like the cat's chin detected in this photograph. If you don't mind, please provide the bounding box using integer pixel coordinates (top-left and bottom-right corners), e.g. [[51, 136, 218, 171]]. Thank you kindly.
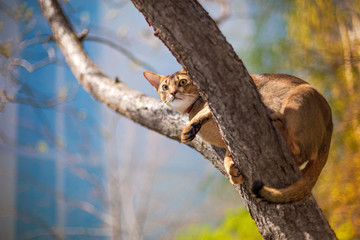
[[168, 97, 198, 114]]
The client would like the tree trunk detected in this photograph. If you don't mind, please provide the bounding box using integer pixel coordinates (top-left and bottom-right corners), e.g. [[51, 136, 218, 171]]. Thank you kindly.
[[38, 0, 337, 239]]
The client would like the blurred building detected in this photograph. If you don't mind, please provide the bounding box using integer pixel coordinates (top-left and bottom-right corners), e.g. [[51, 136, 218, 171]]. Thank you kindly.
[[0, 1, 107, 239]]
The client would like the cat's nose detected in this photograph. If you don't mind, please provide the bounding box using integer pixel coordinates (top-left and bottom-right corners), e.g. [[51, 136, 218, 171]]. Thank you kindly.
[[170, 90, 177, 96]]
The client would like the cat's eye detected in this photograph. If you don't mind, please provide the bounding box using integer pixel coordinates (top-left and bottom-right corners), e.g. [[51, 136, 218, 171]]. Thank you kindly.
[[179, 79, 187, 86], [162, 84, 169, 91]]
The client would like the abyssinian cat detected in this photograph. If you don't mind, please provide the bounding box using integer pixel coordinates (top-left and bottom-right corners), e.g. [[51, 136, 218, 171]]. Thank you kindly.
[[143, 69, 333, 203]]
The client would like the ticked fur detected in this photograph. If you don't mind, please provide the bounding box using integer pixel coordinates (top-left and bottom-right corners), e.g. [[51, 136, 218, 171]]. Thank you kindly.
[[143, 69, 243, 185], [143, 70, 333, 203]]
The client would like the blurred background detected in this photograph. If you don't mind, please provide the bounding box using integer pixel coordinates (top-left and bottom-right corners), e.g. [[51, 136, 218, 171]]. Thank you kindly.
[[0, 0, 359, 239]]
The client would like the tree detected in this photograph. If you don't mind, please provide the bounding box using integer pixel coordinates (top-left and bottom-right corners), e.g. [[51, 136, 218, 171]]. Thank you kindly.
[[37, 0, 336, 239]]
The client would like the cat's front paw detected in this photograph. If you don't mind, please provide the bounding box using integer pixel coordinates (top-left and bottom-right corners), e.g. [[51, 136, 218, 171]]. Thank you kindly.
[[181, 122, 201, 143]]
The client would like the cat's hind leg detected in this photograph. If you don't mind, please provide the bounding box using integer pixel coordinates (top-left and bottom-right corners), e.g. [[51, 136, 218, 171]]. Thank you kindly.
[[224, 150, 244, 185]]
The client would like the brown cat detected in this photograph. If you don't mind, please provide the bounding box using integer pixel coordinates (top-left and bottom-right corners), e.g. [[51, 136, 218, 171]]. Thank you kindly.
[[143, 69, 333, 203]]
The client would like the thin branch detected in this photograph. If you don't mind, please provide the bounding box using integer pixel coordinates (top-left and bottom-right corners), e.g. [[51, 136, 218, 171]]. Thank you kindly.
[[44, 29, 157, 71], [15, 211, 64, 240], [203, 0, 231, 24], [85, 35, 157, 72]]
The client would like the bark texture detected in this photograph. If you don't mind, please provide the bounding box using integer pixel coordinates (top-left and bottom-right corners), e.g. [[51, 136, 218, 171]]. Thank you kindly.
[[38, 0, 336, 239]]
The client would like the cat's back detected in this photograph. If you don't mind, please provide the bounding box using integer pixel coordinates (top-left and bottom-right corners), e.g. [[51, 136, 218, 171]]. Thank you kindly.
[[250, 73, 310, 113], [251, 73, 308, 91]]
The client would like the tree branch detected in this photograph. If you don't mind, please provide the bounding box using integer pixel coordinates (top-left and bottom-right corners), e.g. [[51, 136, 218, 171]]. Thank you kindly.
[[36, 0, 226, 174], [37, 0, 336, 239]]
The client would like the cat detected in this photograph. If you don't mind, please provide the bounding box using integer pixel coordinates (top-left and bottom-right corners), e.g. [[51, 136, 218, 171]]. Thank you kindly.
[[143, 69, 333, 203]]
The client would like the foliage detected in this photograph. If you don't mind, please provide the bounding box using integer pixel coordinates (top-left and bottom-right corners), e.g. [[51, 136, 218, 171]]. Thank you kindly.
[[175, 208, 262, 240], [283, 1, 360, 239], [247, 0, 360, 238]]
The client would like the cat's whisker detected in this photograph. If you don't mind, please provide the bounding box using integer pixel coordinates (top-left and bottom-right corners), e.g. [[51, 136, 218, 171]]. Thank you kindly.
[[178, 93, 199, 97], [165, 95, 175, 104]]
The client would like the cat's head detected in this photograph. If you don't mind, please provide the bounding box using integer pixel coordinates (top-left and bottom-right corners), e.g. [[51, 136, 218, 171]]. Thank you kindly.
[[143, 69, 200, 114]]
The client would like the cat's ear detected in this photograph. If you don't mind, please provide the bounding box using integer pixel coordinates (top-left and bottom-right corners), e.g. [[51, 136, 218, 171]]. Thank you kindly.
[[143, 71, 162, 90], [179, 69, 187, 74]]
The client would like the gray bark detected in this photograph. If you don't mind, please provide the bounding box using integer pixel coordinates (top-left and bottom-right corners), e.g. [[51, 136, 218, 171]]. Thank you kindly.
[[38, 0, 336, 239]]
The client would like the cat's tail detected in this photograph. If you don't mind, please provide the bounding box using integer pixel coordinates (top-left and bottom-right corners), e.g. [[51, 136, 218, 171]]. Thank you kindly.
[[251, 148, 330, 203]]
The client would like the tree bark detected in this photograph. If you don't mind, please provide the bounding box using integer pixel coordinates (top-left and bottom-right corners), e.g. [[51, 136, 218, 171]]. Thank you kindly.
[[38, 0, 336, 239]]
